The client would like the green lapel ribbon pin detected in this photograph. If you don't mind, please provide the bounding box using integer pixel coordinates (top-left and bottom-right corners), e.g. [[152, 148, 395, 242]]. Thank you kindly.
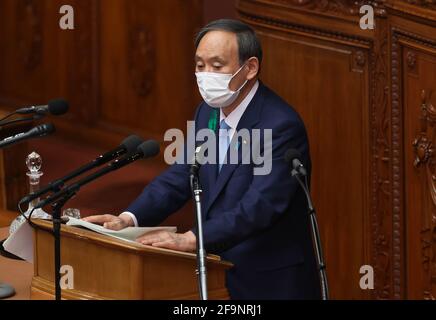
[[208, 109, 218, 131]]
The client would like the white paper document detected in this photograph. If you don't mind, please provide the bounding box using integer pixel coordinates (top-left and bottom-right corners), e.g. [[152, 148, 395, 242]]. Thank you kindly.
[[3, 220, 35, 263], [3, 217, 177, 263], [66, 217, 177, 243]]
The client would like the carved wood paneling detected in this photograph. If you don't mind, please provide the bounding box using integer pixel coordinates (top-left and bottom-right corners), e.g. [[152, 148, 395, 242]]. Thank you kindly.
[[406, 50, 418, 73], [412, 91, 436, 300], [0, 0, 49, 104], [404, 0, 436, 9], [0, 0, 203, 150], [265, 0, 387, 17], [238, 0, 377, 300], [389, 28, 404, 300], [397, 27, 436, 299], [239, 0, 436, 300], [370, 16, 394, 299]]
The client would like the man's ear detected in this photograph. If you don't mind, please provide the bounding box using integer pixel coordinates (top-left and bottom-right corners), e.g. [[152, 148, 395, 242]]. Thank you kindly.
[[246, 57, 260, 80]]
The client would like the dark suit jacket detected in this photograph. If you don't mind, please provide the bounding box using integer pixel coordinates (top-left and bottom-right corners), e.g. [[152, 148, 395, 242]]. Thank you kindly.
[[127, 82, 321, 299]]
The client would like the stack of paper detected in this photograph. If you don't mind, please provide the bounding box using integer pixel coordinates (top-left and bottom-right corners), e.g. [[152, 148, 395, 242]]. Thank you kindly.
[[66, 217, 177, 243]]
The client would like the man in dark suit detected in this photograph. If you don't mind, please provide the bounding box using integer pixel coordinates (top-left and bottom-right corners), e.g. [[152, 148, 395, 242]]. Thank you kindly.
[[85, 19, 320, 300]]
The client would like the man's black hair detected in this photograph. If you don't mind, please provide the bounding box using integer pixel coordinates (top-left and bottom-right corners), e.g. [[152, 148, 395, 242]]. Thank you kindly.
[[195, 19, 263, 66]]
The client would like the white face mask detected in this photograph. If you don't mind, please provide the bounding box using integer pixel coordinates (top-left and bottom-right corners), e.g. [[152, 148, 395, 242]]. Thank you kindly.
[[195, 64, 248, 109]]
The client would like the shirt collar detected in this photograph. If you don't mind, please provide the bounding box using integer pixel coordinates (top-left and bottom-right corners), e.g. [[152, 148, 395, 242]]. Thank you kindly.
[[220, 80, 259, 129]]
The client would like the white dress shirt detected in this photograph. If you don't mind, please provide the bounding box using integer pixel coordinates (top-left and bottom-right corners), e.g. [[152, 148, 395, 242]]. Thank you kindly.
[[121, 80, 260, 227], [220, 80, 259, 140]]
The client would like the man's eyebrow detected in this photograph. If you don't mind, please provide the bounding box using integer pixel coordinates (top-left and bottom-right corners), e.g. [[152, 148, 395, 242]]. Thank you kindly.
[[195, 55, 226, 64], [211, 56, 226, 63], [209, 56, 226, 64]]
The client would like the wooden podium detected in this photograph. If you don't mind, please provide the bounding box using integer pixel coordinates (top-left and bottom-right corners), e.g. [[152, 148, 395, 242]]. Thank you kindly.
[[30, 219, 232, 300]]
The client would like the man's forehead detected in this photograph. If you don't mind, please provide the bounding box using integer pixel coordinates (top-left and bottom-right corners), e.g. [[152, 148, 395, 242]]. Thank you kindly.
[[196, 30, 238, 59]]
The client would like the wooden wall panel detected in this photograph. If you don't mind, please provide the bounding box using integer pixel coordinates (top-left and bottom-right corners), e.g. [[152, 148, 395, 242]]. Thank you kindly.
[[257, 30, 371, 299], [0, 0, 203, 244], [0, 0, 62, 105], [0, 0, 203, 149], [404, 49, 436, 300], [237, 0, 377, 300], [98, 0, 202, 139], [0, 112, 32, 211], [387, 3, 436, 300], [397, 29, 436, 299], [238, 0, 436, 300]]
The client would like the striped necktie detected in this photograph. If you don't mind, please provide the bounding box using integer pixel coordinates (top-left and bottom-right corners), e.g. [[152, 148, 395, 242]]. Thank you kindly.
[[218, 119, 231, 172]]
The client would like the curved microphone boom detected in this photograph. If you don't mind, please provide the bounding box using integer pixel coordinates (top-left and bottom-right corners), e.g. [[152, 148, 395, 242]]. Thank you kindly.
[[34, 140, 160, 209], [285, 148, 329, 300]]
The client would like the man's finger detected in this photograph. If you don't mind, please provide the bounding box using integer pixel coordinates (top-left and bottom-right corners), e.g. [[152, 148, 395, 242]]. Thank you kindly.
[[152, 240, 178, 250], [82, 215, 114, 225], [136, 234, 157, 243], [103, 221, 124, 231], [138, 237, 163, 245], [136, 231, 171, 243]]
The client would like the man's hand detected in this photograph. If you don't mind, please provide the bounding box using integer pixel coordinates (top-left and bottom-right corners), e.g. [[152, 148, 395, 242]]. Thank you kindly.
[[136, 230, 196, 252], [82, 214, 134, 231]]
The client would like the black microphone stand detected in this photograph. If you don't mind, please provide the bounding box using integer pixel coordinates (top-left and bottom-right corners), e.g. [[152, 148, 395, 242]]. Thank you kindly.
[[51, 190, 75, 300], [37, 158, 135, 300], [26, 185, 73, 301], [292, 169, 329, 300], [190, 166, 208, 300]]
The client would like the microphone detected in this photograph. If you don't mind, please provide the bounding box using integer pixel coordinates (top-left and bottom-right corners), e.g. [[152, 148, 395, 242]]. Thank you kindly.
[[15, 99, 69, 116], [0, 123, 55, 149], [285, 148, 329, 300], [284, 149, 307, 177], [19, 134, 144, 205], [190, 143, 207, 175], [93, 134, 144, 166], [34, 140, 160, 209]]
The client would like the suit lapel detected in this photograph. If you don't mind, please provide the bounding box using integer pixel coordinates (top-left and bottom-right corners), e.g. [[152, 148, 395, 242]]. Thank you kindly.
[[204, 110, 219, 189], [205, 83, 265, 213]]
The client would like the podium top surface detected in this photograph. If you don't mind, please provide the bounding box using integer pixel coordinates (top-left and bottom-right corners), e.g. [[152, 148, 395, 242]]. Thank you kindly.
[[32, 219, 233, 268]]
